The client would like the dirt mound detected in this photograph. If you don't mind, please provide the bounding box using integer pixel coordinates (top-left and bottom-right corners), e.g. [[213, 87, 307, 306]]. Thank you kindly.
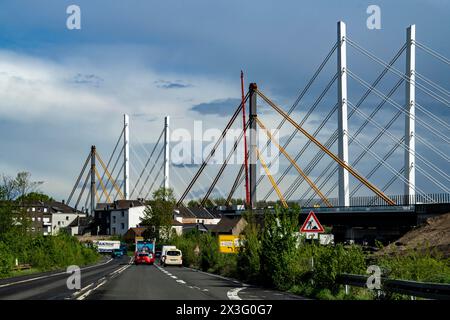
[[376, 213, 450, 258]]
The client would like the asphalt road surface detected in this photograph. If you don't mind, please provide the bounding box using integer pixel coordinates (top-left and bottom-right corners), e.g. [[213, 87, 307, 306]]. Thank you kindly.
[[0, 257, 306, 300]]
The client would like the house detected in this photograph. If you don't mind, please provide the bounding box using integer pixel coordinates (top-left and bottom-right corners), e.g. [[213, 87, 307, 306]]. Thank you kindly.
[[66, 216, 91, 236], [18, 201, 86, 236], [173, 207, 222, 225], [94, 200, 146, 236], [123, 226, 148, 243], [208, 215, 247, 236]]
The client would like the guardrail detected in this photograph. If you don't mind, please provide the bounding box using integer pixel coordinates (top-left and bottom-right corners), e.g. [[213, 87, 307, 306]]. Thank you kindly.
[[336, 273, 450, 300]]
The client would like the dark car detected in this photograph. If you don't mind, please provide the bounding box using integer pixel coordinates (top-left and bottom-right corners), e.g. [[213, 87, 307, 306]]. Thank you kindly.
[[134, 252, 155, 265], [111, 249, 124, 258]]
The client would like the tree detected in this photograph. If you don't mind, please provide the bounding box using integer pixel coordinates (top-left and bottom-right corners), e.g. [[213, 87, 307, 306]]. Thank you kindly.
[[260, 205, 301, 289], [14, 172, 43, 201], [237, 211, 262, 283], [0, 172, 43, 201], [1, 175, 16, 201], [140, 187, 176, 242], [16, 192, 53, 203]]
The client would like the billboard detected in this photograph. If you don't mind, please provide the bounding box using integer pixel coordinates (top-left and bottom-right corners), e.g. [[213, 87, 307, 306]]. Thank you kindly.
[[218, 235, 243, 254]]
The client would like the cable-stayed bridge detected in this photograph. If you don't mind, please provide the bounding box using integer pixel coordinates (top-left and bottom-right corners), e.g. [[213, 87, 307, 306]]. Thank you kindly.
[[66, 21, 450, 240]]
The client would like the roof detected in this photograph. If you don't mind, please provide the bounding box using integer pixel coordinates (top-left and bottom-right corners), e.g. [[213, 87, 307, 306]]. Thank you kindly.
[[208, 216, 244, 233], [181, 223, 216, 233], [126, 227, 148, 237], [174, 207, 222, 219], [96, 199, 146, 211], [67, 216, 90, 228], [10, 200, 85, 214]]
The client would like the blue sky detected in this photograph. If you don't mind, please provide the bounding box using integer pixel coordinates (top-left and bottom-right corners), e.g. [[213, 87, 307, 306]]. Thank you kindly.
[[0, 0, 449, 204]]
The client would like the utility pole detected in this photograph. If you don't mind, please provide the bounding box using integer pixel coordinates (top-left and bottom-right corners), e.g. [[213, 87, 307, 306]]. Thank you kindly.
[[249, 83, 258, 209], [337, 21, 350, 207], [124, 114, 130, 200], [90, 145, 96, 215], [404, 24, 416, 204], [164, 116, 170, 195]]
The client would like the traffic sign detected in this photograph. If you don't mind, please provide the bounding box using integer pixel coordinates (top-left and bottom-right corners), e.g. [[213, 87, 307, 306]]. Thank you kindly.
[[300, 211, 324, 233]]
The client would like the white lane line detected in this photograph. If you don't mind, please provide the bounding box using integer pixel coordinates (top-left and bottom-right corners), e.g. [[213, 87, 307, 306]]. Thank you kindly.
[[227, 287, 245, 300], [176, 280, 186, 284], [170, 276, 177, 279], [0, 258, 114, 289], [76, 279, 107, 300], [184, 267, 250, 287], [73, 262, 131, 300]]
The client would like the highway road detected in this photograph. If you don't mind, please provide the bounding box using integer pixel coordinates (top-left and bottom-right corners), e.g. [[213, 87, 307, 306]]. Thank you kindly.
[[0, 256, 305, 300]]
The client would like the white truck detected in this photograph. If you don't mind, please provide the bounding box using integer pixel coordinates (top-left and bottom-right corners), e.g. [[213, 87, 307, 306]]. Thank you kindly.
[[93, 240, 121, 253]]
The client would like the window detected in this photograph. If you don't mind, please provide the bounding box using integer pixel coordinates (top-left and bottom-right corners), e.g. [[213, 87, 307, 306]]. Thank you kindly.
[[66, 216, 69, 221], [121, 223, 125, 230], [58, 221, 61, 226], [32, 217, 35, 222], [121, 211, 125, 218], [43, 208, 48, 213], [37, 217, 41, 221], [113, 216, 116, 223], [112, 227, 116, 235]]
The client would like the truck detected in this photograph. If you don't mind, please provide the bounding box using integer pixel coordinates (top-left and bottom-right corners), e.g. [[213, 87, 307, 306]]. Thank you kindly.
[[134, 240, 156, 265], [93, 240, 121, 253], [135, 240, 155, 254]]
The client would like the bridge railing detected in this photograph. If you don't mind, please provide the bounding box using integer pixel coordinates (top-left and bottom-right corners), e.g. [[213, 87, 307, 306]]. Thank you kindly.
[[299, 193, 450, 208]]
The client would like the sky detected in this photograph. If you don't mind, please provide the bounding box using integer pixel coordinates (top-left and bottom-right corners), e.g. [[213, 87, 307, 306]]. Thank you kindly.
[[0, 0, 449, 205]]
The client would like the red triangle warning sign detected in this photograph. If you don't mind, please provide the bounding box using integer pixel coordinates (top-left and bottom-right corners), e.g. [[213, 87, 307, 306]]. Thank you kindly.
[[300, 211, 324, 233]]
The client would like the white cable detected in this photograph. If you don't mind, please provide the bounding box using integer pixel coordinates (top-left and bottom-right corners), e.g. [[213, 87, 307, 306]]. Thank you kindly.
[[416, 41, 450, 66], [349, 133, 438, 201], [347, 38, 450, 107], [348, 101, 450, 184], [348, 69, 450, 145]]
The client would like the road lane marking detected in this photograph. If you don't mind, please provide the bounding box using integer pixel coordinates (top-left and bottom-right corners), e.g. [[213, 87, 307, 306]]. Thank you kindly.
[[0, 258, 114, 289], [227, 287, 245, 300], [176, 280, 186, 284], [76, 279, 107, 300], [73, 261, 131, 300]]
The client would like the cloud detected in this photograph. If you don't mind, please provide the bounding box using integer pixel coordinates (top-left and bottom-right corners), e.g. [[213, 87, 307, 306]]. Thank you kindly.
[[191, 98, 241, 116], [155, 80, 192, 89], [72, 73, 104, 87]]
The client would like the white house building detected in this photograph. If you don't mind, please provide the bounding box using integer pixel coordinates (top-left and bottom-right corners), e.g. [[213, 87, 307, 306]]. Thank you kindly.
[[94, 200, 146, 236]]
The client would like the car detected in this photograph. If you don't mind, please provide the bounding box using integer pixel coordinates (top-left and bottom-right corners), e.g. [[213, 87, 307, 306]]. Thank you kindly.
[[111, 248, 124, 258], [134, 252, 155, 265], [162, 249, 182, 267]]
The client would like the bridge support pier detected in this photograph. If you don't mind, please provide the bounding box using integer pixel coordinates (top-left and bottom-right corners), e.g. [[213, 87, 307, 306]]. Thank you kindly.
[[404, 25, 416, 204], [164, 116, 170, 195], [249, 83, 258, 209], [337, 21, 350, 207], [123, 114, 130, 200], [90, 145, 96, 215]]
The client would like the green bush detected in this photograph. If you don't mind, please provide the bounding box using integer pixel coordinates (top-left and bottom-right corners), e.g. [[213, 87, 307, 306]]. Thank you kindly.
[[260, 206, 300, 290], [200, 233, 220, 272], [172, 232, 201, 268], [237, 212, 262, 283], [313, 244, 366, 291], [376, 248, 450, 284], [0, 231, 99, 278], [0, 242, 14, 276]]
